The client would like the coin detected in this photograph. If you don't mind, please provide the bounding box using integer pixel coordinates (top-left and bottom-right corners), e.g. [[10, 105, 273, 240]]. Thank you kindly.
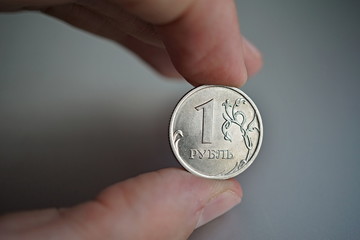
[[169, 85, 263, 179]]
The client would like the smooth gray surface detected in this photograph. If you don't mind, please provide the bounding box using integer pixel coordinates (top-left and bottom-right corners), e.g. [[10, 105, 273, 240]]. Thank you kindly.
[[1, 0, 360, 239]]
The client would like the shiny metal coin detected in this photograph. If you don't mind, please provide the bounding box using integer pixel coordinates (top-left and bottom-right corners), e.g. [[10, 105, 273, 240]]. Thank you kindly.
[[169, 85, 263, 179]]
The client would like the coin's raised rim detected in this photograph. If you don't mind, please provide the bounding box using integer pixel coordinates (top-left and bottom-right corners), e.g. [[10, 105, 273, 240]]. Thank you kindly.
[[169, 85, 263, 179]]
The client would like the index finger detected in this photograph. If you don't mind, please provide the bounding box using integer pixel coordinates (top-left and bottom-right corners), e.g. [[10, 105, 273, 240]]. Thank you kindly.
[[114, 0, 255, 87]]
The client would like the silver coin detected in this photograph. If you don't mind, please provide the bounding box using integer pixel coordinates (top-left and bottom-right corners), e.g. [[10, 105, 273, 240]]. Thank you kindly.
[[169, 85, 263, 179]]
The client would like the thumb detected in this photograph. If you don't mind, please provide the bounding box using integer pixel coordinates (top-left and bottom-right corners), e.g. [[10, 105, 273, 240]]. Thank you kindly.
[[0, 168, 242, 240]]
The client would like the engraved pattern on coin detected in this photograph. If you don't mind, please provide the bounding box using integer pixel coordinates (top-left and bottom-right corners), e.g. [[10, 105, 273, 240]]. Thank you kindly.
[[169, 85, 263, 179], [173, 130, 184, 156], [221, 98, 260, 168]]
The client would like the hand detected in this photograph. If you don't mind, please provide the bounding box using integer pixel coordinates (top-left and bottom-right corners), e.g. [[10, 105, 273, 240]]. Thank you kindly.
[[0, 169, 242, 239], [0, 0, 262, 86], [0, 0, 262, 239]]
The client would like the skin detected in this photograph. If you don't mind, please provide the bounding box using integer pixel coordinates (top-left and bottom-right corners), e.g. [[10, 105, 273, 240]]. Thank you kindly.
[[0, 0, 263, 239]]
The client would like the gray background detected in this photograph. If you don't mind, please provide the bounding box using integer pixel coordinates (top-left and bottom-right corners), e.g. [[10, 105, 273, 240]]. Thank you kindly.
[[1, 0, 360, 239]]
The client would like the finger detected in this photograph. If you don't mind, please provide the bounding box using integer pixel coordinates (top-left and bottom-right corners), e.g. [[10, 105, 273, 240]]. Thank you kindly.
[[243, 37, 263, 77], [111, 0, 257, 87], [78, 0, 163, 47], [43, 4, 180, 77], [158, 0, 249, 87], [44, 1, 259, 80], [0, 168, 242, 240], [79, 0, 261, 78]]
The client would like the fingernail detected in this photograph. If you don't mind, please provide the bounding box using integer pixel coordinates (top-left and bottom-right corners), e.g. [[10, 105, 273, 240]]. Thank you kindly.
[[243, 38, 261, 57], [196, 191, 241, 228]]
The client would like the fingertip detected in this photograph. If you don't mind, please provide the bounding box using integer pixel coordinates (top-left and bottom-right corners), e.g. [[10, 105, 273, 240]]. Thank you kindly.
[[95, 168, 243, 237], [158, 0, 249, 88], [184, 62, 248, 88], [228, 177, 243, 199], [243, 37, 263, 77], [192, 176, 242, 228], [195, 189, 241, 228]]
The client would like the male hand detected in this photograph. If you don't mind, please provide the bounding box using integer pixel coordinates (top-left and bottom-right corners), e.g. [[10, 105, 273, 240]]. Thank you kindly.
[[0, 0, 262, 239], [0, 169, 242, 239], [0, 0, 262, 86]]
